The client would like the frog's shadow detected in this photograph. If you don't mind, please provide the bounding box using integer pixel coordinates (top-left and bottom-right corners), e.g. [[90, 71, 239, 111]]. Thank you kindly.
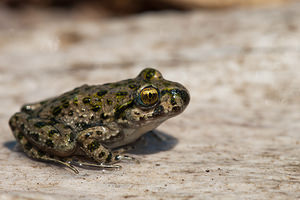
[[3, 130, 178, 155], [126, 130, 178, 155]]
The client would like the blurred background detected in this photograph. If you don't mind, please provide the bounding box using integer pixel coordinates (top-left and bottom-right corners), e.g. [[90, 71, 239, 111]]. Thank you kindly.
[[1, 0, 290, 15]]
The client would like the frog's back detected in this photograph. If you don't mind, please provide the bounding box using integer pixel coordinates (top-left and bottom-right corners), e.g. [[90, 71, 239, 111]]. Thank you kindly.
[[30, 79, 138, 130]]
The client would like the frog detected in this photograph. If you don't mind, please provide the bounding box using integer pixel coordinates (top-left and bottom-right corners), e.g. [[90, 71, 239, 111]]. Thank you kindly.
[[9, 68, 190, 173]]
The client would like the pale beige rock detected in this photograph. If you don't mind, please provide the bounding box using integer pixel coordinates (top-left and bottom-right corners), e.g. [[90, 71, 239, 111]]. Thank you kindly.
[[0, 1, 300, 199]]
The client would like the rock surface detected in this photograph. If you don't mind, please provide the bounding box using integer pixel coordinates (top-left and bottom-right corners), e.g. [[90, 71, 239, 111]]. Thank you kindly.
[[0, 1, 300, 199]]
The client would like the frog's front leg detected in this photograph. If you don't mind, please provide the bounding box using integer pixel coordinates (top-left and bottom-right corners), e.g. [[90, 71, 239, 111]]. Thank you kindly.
[[75, 127, 135, 169]]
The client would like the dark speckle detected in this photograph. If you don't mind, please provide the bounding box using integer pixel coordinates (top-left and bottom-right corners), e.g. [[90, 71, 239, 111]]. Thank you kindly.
[[100, 113, 109, 120], [91, 105, 101, 112], [34, 121, 46, 128], [48, 130, 58, 137], [62, 102, 69, 108], [20, 124, 25, 130], [106, 152, 112, 162], [52, 106, 62, 116], [88, 141, 100, 152], [17, 133, 24, 140], [85, 132, 92, 139], [114, 101, 134, 119], [25, 142, 32, 150], [96, 131, 102, 135], [153, 105, 164, 117], [45, 139, 54, 148], [116, 91, 128, 97], [97, 90, 107, 97], [48, 118, 58, 125], [68, 110, 73, 116], [82, 97, 91, 104], [144, 69, 155, 81], [170, 97, 177, 105], [106, 99, 113, 105], [29, 133, 40, 141], [73, 97, 79, 106], [172, 106, 181, 112], [69, 132, 76, 143], [128, 84, 137, 89], [99, 151, 105, 158], [38, 150, 46, 157]]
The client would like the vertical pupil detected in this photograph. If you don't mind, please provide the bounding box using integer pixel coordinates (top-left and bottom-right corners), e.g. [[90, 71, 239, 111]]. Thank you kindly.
[[140, 88, 158, 105]]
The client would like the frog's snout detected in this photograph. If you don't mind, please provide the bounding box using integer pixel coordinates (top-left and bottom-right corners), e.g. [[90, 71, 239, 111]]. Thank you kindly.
[[179, 89, 190, 107], [165, 87, 190, 116]]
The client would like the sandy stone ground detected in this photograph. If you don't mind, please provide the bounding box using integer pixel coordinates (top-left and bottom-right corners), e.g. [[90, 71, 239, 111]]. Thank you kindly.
[[0, 1, 300, 199]]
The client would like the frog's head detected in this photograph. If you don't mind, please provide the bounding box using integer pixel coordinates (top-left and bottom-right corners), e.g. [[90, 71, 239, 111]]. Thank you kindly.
[[122, 68, 190, 129], [109, 68, 190, 148]]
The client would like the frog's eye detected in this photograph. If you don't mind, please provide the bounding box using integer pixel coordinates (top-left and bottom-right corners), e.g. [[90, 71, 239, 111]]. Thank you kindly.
[[139, 87, 160, 107]]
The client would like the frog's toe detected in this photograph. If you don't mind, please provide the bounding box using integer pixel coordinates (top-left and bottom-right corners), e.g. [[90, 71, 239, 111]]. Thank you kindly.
[[64, 162, 79, 174], [69, 160, 122, 170]]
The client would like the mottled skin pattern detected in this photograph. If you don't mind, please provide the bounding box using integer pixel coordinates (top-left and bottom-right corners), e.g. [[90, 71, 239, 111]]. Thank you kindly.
[[9, 68, 190, 173]]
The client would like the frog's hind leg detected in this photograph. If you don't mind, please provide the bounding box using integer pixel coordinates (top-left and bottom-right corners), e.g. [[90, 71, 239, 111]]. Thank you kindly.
[[20, 136, 79, 174], [9, 113, 79, 174]]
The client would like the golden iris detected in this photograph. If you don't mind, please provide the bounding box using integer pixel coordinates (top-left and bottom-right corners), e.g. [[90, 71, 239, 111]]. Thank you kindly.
[[140, 87, 159, 106]]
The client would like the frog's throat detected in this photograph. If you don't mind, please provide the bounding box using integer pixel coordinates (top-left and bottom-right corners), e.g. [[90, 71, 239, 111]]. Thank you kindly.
[[108, 121, 164, 149]]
